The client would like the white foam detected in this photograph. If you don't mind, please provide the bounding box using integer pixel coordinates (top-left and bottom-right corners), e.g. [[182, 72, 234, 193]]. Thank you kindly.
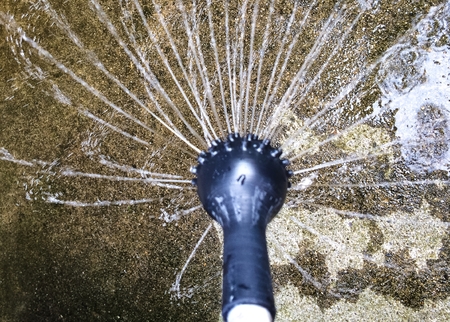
[[378, 3, 450, 173]]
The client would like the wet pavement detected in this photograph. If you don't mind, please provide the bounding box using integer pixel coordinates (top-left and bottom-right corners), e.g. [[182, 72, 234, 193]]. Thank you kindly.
[[1, 0, 449, 321]]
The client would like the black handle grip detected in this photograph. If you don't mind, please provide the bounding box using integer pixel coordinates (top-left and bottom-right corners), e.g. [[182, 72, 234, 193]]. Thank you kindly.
[[221, 223, 275, 320]]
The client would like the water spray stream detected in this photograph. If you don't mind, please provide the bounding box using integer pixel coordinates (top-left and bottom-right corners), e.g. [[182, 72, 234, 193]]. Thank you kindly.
[[1, 0, 450, 321]]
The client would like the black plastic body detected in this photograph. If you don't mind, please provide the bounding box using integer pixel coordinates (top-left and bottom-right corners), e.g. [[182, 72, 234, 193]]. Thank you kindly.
[[222, 222, 274, 318], [193, 134, 290, 321]]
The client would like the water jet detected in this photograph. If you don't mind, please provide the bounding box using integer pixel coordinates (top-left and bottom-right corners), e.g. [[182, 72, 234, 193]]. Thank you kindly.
[[1, 0, 450, 321]]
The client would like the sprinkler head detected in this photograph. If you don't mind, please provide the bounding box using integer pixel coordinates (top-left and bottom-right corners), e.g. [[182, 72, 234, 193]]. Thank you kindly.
[[192, 133, 291, 322]]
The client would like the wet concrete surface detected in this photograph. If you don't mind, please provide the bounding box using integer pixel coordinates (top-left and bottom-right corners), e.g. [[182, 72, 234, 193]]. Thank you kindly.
[[1, 0, 450, 321]]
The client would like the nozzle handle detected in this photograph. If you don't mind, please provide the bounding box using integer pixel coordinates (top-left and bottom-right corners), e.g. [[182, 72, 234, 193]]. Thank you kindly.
[[221, 224, 275, 321]]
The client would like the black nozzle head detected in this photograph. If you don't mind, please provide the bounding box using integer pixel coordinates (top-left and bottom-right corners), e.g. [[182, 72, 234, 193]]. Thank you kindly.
[[192, 133, 291, 227], [192, 133, 291, 320]]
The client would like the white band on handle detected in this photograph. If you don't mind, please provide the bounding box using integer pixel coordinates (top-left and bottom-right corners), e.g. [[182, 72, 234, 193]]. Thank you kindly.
[[227, 304, 273, 322]]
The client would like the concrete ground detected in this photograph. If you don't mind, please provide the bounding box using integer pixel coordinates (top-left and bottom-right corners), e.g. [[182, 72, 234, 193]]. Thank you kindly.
[[1, 0, 449, 321]]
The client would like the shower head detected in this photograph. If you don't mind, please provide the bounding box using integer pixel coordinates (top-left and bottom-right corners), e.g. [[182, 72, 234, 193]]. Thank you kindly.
[[191, 133, 292, 322]]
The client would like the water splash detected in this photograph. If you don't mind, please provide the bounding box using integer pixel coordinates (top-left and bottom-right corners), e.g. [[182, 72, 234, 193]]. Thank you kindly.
[[1, 0, 449, 320]]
